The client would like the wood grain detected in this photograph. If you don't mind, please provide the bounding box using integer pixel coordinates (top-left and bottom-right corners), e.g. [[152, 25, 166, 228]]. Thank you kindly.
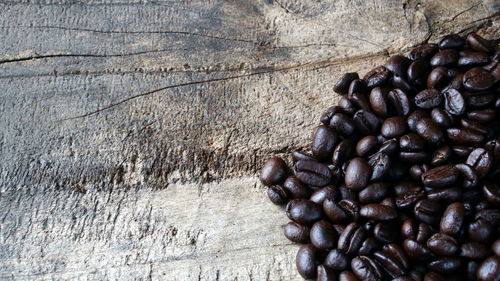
[[0, 1, 498, 280]]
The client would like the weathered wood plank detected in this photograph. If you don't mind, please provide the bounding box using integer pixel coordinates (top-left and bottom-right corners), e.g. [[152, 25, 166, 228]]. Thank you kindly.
[[0, 0, 499, 280]]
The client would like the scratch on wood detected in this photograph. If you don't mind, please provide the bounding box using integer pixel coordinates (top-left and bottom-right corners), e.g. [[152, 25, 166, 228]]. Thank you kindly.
[[446, 2, 483, 23]]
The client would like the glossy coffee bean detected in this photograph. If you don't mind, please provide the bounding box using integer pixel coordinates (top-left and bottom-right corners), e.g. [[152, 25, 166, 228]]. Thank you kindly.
[[463, 67, 495, 91], [312, 125, 338, 160], [459, 242, 491, 259], [374, 222, 399, 243], [467, 33, 492, 53], [415, 89, 443, 109], [423, 272, 445, 281], [310, 186, 339, 205], [426, 233, 458, 256], [400, 133, 425, 152], [295, 160, 332, 187], [408, 60, 430, 87], [421, 165, 459, 188], [325, 248, 349, 271], [349, 92, 372, 111], [430, 49, 459, 66], [339, 271, 360, 281], [476, 256, 500, 281], [351, 255, 383, 281], [356, 136, 378, 157], [455, 163, 479, 188], [334, 72, 360, 94], [359, 182, 389, 204], [321, 106, 342, 125], [358, 237, 380, 255], [427, 66, 448, 89], [482, 183, 500, 205], [296, 244, 321, 279], [447, 128, 484, 146], [360, 204, 397, 221], [386, 55, 412, 77], [311, 220, 338, 250], [382, 116, 407, 138], [443, 88, 465, 116], [267, 185, 288, 205], [440, 202, 465, 235], [407, 110, 430, 132], [349, 79, 367, 96], [492, 238, 500, 256], [317, 265, 337, 281], [286, 199, 323, 224], [430, 108, 454, 128], [284, 221, 310, 243], [414, 199, 442, 225], [339, 97, 357, 115], [332, 139, 354, 166], [458, 50, 490, 67], [466, 148, 492, 178], [408, 43, 438, 60], [370, 87, 390, 117], [431, 146, 452, 166], [438, 34, 465, 49], [388, 89, 412, 117], [345, 157, 371, 190], [416, 118, 443, 144], [260, 157, 287, 186], [468, 219, 495, 243], [403, 239, 432, 260], [353, 109, 381, 135], [364, 66, 391, 88], [283, 176, 310, 199], [338, 223, 365, 255], [427, 257, 462, 273], [468, 109, 497, 123], [291, 151, 317, 162]]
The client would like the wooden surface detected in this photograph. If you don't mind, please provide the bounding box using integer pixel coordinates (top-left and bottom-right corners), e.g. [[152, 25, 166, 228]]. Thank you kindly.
[[0, 1, 499, 280]]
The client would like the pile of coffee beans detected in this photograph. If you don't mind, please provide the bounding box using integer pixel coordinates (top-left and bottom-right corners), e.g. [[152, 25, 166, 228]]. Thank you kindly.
[[259, 32, 500, 281]]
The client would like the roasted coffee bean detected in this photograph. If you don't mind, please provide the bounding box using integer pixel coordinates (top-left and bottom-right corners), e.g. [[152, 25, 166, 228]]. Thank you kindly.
[[356, 136, 378, 157], [332, 139, 354, 166], [351, 256, 383, 281], [468, 109, 497, 123], [295, 160, 332, 187], [466, 148, 492, 178], [370, 87, 390, 117], [283, 176, 311, 199], [458, 50, 490, 67], [408, 43, 438, 60], [475, 209, 500, 226], [493, 238, 500, 256], [349, 79, 368, 96], [349, 92, 372, 111], [388, 89, 412, 117], [296, 244, 321, 279], [485, 139, 500, 161], [382, 116, 407, 138], [374, 244, 408, 278], [310, 186, 339, 205], [416, 118, 443, 144], [403, 239, 432, 260], [427, 187, 461, 202], [455, 163, 479, 188], [359, 182, 389, 204], [321, 106, 342, 125], [476, 256, 500, 281], [364, 66, 391, 88], [292, 151, 317, 162], [368, 153, 391, 181], [426, 233, 458, 256], [400, 133, 425, 152], [467, 33, 493, 53], [392, 75, 414, 93], [452, 146, 473, 159], [421, 165, 459, 188], [284, 221, 310, 243], [339, 271, 360, 281], [338, 223, 365, 255], [407, 110, 430, 132], [260, 157, 287, 186], [414, 199, 442, 225], [440, 202, 465, 235], [415, 89, 443, 109], [323, 198, 349, 224], [430, 49, 459, 66], [386, 55, 412, 77], [423, 272, 445, 281], [325, 249, 349, 271], [359, 237, 380, 255], [345, 157, 371, 190], [431, 146, 452, 166], [339, 199, 361, 222], [438, 34, 465, 49], [360, 204, 397, 221], [443, 88, 465, 115], [483, 183, 500, 205], [427, 66, 448, 89], [353, 109, 381, 135], [312, 125, 338, 160], [374, 222, 399, 243], [467, 93, 497, 108], [267, 185, 288, 205], [430, 108, 454, 128], [466, 261, 480, 281], [310, 220, 338, 250], [468, 219, 496, 243], [463, 67, 495, 91], [461, 118, 489, 134], [447, 128, 484, 146], [428, 257, 461, 273], [399, 151, 429, 164], [334, 73, 360, 94], [377, 139, 399, 156], [339, 97, 357, 115], [286, 199, 323, 224], [408, 60, 430, 87], [459, 242, 491, 259], [317, 265, 337, 281]]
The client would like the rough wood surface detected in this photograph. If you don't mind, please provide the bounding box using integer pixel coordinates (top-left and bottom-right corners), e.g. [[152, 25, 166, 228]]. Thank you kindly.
[[0, 1, 498, 280]]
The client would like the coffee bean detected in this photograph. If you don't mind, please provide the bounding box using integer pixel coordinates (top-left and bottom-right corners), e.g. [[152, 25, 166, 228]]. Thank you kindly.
[[376, 139, 400, 156], [482, 183, 500, 205], [260, 157, 287, 186], [310, 186, 339, 205], [458, 50, 490, 67], [310, 220, 338, 250], [334, 72, 360, 94], [466, 148, 492, 178], [374, 222, 399, 243], [283, 176, 311, 199], [332, 139, 355, 166], [493, 238, 500, 256], [415, 89, 443, 109], [400, 133, 425, 152], [388, 89, 412, 117], [339, 199, 361, 222], [296, 244, 321, 279], [351, 256, 383, 281], [324, 198, 349, 224], [359, 182, 389, 204], [414, 199, 442, 225], [368, 153, 391, 181], [339, 271, 360, 281], [438, 34, 465, 49], [349, 79, 368, 96], [325, 248, 349, 271], [374, 244, 408, 278], [382, 116, 407, 138], [430, 108, 454, 128], [407, 110, 430, 132], [461, 118, 489, 134], [408, 60, 430, 87], [369, 87, 390, 117], [468, 109, 497, 123], [338, 223, 366, 255], [431, 49, 459, 66], [359, 237, 380, 255], [459, 242, 491, 259], [353, 109, 381, 135], [443, 88, 465, 115], [312, 125, 338, 160], [284, 221, 310, 243], [428, 257, 461, 273], [455, 163, 479, 188], [286, 199, 323, 224], [356, 136, 378, 157], [386, 55, 412, 77], [403, 239, 432, 260], [364, 66, 391, 88], [416, 118, 444, 144], [317, 265, 337, 281], [467, 33, 493, 53], [447, 128, 484, 146], [468, 219, 496, 243], [423, 272, 445, 281], [463, 67, 495, 91], [427, 233, 458, 256], [440, 202, 465, 235], [349, 92, 372, 111], [292, 151, 317, 162], [477, 256, 500, 281], [421, 165, 459, 188], [427, 66, 449, 89], [431, 146, 452, 166], [267, 185, 288, 205], [360, 204, 397, 221], [295, 160, 332, 187], [345, 157, 371, 190], [339, 97, 357, 115]]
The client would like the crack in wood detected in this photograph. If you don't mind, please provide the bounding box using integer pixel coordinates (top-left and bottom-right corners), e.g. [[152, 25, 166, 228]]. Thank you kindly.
[[445, 2, 483, 23]]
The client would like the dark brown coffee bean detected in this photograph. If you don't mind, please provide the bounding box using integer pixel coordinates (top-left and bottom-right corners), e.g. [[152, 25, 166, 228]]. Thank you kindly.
[[296, 244, 321, 279], [452, 146, 473, 159], [463, 67, 495, 91], [311, 220, 338, 250], [325, 249, 349, 271], [408, 43, 438, 61], [369, 87, 390, 117], [483, 183, 500, 205], [408, 60, 430, 87], [414, 199, 442, 225], [286, 199, 323, 224], [416, 118, 444, 144], [443, 88, 466, 115], [461, 118, 489, 134], [430, 108, 454, 128], [349, 92, 372, 111], [475, 209, 500, 226], [382, 116, 407, 138], [349, 79, 368, 96], [386, 55, 412, 77], [324, 198, 349, 224], [421, 165, 458, 188], [467, 33, 493, 53], [392, 74, 415, 93], [459, 242, 491, 259], [431, 146, 452, 166], [427, 66, 449, 89], [458, 50, 490, 67], [283, 176, 310, 199], [339, 97, 357, 115], [334, 72, 360, 94], [399, 151, 430, 164], [467, 93, 497, 109], [485, 139, 500, 162], [466, 148, 492, 178], [368, 153, 391, 181], [338, 223, 366, 255], [339, 199, 361, 222], [377, 139, 400, 156], [359, 237, 380, 255], [295, 160, 332, 187], [267, 185, 288, 205], [311, 186, 339, 205], [476, 256, 500, 281], [431, 49, 459, 66], [423, 272, 445, 281], [400, 133, 425, 152], [428, 257, 461, 273], [360, 204, 397, 221], [356, 136, 378, 157], [351, 256, 383, 281], [260, 157, 287, 186], [438, 34, 465, 49], [447, 128, 484, 146], [415, 89, 443, 109], [427, 187, 461, 202], [345, 157, 371, 190], [374, 222, 399, 243], [312, 125, 338, 160], [332, 139, 354, 166], [468, 219, 496, 243], [403, 239, 432, 261], [466, 261, 479, 281], [388, 89, 412, 117], [321, 106, 343, 125], [440, 202, 465, 235], [455, 163, 479, 188], [468, 109, 497, 123], [353, 109, 381, 135], [339, 271, 360, 281], [407, 110, 430, 132], [284, 221, 310, 243], [317, 265, 337, 281], [292, 151, 317, 162], [364, 66, 391, 88], [359, 182, 389, 204], [426, 233, 458, 256], [374, 244, 408, 278]]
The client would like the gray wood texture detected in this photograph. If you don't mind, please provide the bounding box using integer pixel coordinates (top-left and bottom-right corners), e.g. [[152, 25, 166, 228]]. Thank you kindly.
[[0, 1, 498, 280]]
